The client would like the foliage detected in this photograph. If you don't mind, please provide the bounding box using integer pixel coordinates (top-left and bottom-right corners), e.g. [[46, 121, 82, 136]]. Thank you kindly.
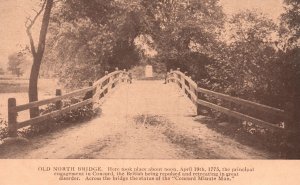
[[42, 0, 146, 89], [0, 118, 8, 140], [278, 0, 300, 127], [281, 0, 300, 47], [7, 52, 29, 77], [42, 0, 225, 89], [0, 98, 100, 140], [21, 98, 101, 137], [206, 11, 281, 106], [143, 0, 225, 72], [202, 117, 297, 158]]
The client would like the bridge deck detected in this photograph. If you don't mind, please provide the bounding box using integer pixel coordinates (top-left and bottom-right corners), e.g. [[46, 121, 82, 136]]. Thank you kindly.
[[0, 80, 273, 159]]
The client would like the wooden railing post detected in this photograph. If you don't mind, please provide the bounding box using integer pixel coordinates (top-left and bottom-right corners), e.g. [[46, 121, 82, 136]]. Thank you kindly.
[[122, 69, 126, 82], [170, 69, 173, 82], [165, 72, 169, 84], [115, 67, 120, 86], [104, 71, 110, 93], [178, 69, 185, 93], [8, 98, 18, 137], [177, 68, 181, 84], [89, 81, 94, 98], [108, 73, 113, 92], [90, 82, 95, 107], [55, 89, 62, 110], [196, 83, 202, 115], [125, 69, 130, 83]]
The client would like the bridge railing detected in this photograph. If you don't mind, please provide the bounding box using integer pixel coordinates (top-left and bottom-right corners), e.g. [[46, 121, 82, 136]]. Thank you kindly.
[[7, 68, 130, 137], [166, 69, 292, 131]]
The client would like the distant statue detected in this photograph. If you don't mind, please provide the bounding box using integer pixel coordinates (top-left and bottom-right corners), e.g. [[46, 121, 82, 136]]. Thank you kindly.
[[145, 65, 153, 78]]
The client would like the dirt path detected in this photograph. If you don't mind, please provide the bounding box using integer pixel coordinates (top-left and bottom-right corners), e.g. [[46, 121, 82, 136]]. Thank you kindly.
[[0, 80, 273, 159]]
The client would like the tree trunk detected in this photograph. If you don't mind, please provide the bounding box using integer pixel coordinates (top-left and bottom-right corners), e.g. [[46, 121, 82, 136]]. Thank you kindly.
[[28, 0, 54, 118], [29, 57, 42, 118]]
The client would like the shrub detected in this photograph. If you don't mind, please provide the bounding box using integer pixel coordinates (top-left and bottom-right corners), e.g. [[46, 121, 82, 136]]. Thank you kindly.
[[0, 98, 100, 140], [20, 98, 101, 138], [0, 118, 8, 140]]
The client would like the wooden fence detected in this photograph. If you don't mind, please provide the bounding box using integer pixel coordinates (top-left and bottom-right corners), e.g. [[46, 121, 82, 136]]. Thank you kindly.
[[166, 69, 291, 131], [7, 69, 130, 137]]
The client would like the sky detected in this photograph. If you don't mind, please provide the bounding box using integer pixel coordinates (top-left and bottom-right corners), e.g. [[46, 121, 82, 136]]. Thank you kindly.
[[0, 0, 39, 68], [0, 0, 285, 69], [220, 0, 284, 20]]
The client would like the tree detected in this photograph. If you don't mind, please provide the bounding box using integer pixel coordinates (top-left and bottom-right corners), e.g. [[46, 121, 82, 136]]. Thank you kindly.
[[218, 11, 279, 104], [281, 0, 300, 47], [279, 0, 300, 129], [7, 52, 29, 77], [42, 0, 146, 89], [26, 0, 54, 118], [139, 0, 225, 77]]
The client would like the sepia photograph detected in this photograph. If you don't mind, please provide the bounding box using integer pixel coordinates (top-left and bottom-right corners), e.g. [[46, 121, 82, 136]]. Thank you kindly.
[[0, 0, 299, 162]]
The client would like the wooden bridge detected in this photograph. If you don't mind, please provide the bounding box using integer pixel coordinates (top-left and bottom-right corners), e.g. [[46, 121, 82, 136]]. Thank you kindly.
[[2, 68, 293, 159], [7, 69, 131, 137]]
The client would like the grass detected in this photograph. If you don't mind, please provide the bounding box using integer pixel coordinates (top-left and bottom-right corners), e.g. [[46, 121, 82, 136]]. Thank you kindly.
[[197, 115, 300, 159]]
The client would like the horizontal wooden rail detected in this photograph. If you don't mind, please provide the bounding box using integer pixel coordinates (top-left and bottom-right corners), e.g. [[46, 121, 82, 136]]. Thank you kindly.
[[166, 69, 288, 131], [173, 71, 197, 89], [18, 99, 93, 129], [182, 83, 197, 104], [93, 74, 129, 101], [94, 70, 128, 87], [197, 87, 285, 117], [7, 69, 131, 137], [14, 87, 94, 112], [196, 99, 283, 130]]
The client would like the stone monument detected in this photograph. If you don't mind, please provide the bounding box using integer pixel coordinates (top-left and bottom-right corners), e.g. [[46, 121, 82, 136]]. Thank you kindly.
[[145, 65, 153, 78]]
